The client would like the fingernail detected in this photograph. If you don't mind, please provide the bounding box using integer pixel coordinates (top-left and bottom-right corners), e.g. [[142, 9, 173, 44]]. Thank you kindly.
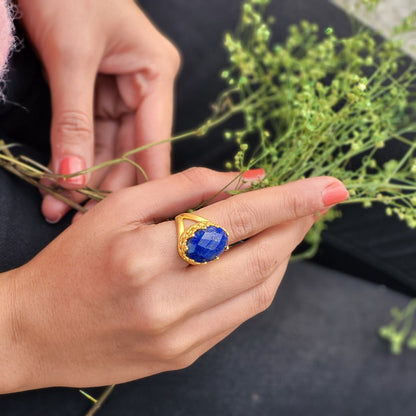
[[46, 215, 63, 224], [42, 195, 69, 223], [58, 156, 86, 186], [242, 168, 266, 181], [322, 182, 349, 207]]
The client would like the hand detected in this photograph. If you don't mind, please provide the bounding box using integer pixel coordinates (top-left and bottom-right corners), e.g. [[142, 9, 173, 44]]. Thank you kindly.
[[0, 169, 348, 392], [0, 0, 13, 79], [17, 0, 181, 222]]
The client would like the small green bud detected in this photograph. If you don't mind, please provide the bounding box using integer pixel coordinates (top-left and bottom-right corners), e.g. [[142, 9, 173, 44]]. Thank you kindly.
[[379, 326, 393, 338], [239, 76, 248, 85], [407, 333, 416, 349], [221, 70, 230, 79], [357, 82, 367, 92]]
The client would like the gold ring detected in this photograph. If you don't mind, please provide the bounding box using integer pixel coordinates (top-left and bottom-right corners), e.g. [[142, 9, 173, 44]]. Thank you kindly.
[[175, 213, 230, 265]]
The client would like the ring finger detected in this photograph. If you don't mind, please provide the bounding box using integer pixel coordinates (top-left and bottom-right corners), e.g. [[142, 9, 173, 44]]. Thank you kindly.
[[132, 215, 314, 332], [144, 259, 289, 365]]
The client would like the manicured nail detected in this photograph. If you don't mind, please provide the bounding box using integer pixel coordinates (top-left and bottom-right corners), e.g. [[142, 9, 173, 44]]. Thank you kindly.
[[242, 168, 266, 181], [58, 156, 86, 186], [322, 182, 349, 207]]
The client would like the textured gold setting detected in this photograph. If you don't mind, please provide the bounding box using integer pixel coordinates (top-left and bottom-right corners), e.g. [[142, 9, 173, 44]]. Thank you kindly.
[[175, 213, 230, 266]]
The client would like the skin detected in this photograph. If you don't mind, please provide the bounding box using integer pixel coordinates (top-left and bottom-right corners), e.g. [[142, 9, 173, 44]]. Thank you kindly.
[[17, 0, 181, 223], [0, 168, 348, 393], [0, 0, 13, 81]]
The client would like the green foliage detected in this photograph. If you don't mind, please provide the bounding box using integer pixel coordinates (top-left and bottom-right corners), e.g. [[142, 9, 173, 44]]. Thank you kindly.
[[379, 300, 416, 354], [218, 0, 416, 258], [394, 10, 416, 35], [219, 0, 416, 356]]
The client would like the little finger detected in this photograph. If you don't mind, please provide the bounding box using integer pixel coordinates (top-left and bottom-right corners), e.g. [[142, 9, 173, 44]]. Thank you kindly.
[[145, 260, 289, 365]]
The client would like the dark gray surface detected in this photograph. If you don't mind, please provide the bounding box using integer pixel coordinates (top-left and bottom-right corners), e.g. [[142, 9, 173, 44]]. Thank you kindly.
[[1, 262, 415, 415]]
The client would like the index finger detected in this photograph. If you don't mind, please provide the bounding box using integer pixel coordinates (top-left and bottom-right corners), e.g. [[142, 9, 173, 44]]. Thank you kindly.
[[113, 169, 347, 233], [188, 177, 348, 245]]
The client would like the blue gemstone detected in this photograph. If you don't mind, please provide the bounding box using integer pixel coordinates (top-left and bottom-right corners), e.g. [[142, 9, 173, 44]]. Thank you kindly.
[[186, 226, 229, 263]]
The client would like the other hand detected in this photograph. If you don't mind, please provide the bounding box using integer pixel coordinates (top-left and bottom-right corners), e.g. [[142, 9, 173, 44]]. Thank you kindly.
[[18, 0, 181, 222]]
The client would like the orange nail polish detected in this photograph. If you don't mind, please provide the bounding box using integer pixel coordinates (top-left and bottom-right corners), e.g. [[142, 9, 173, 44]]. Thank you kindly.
[[322, 182, 349, 207], [59, 156, 86, 186], [242, 168, 266, 181]]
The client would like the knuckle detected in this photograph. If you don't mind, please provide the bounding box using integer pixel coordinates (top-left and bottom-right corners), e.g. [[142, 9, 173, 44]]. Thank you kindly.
[[107, 235, 137, 284], [251, 283, 275, 315], [166, 44, 182, 74], [294, 216, 315, 247], [107, 234, 151, 287], [172, 353, 199, 371], [155, 38, 182, 75], [142, 40, 181, 82], [228, 200, 257, 238], [54, 110, 93, 142], [106, 188, 131, 207], [152, 335, 189, 362], [136, 298, 174, 336], [179, 167, 214, 188], [48, 33, 95, 63], [284, 192, 309, 219], [105, 189, 147, 225], [248, 241, 277, 283]]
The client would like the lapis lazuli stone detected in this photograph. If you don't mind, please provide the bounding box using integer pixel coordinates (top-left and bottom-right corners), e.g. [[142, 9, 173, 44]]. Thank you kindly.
[[186, 226, 228, 263]]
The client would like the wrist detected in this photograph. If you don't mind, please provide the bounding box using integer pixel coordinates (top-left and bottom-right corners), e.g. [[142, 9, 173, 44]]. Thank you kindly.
[[0, 267, 36, 393]]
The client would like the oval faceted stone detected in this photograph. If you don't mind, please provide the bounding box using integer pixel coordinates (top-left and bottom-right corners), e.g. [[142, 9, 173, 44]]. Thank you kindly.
[[186, 226, 228, 263]]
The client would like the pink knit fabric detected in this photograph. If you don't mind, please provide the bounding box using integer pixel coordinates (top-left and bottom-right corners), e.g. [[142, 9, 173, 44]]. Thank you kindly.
[[0, 0, 13, 79]]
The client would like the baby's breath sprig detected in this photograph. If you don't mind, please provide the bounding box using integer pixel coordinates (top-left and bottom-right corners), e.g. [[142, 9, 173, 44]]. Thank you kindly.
[[379, 299, 416, 354], [219, 0, 416, 355], [394, 10, 416, 35], [221, 0, 416, 259]]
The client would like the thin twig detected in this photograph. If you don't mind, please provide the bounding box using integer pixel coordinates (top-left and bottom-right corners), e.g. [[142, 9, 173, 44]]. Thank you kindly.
[[85, 385, 116, 416]]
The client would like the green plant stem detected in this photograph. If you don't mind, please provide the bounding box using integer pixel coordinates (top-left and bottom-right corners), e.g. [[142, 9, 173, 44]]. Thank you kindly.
[[0, 148, 87, 212], [54, 100, 251, 181], [85, 385, 116, 416]]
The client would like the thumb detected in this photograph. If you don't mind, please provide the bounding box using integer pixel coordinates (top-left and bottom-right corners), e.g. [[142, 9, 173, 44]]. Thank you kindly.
[[48, 58, 97, 189]]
